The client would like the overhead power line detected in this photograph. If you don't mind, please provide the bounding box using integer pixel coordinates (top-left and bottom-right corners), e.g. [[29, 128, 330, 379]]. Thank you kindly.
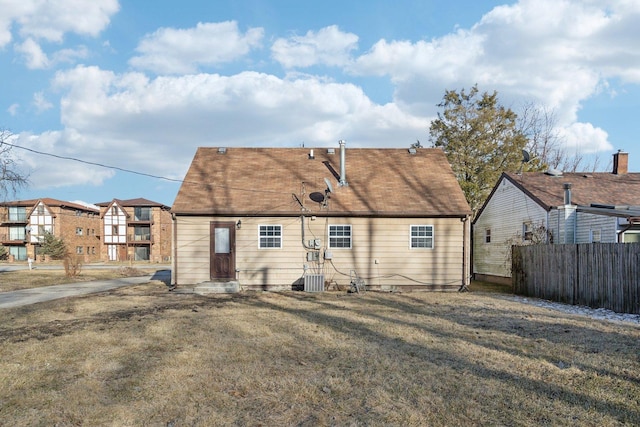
[[1, 141, 290, 196], [2, 140, 184, 183]]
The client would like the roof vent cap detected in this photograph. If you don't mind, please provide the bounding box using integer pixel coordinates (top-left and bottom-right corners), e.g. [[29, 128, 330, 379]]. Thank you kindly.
[[545, 168, 563, 177]]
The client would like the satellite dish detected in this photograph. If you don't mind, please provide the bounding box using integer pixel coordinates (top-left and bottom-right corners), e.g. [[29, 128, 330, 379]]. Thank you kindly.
[[309, 192, 325, 203], [324, 178, 334, 194], [522, 149, 531, 163]]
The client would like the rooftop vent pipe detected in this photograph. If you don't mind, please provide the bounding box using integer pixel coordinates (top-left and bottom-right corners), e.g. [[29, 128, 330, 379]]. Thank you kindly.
[[339, 140, 348, 186], [563, 183, 572, 205]]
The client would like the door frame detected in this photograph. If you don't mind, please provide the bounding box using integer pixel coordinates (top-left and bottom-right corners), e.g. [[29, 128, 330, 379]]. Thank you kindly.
[[210, 221, 236, 280]]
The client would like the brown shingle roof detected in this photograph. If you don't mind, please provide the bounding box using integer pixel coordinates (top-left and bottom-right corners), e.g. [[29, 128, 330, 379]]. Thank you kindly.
[[94, 198, 170, 209], [0, 198, 99, 213], [172, 147, 471, 217], [503, 171, 640, 209]]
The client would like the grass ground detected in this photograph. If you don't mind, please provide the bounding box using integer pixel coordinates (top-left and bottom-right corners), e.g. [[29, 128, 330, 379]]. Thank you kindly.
[[0, 266, 155, 292], [0, 276, 638, 426]]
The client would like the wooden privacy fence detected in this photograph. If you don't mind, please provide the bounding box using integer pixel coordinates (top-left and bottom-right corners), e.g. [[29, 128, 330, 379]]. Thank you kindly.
[[512, 243, 640, 315]]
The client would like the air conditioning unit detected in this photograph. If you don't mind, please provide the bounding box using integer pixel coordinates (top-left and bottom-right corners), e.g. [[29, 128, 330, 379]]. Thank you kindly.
[[304, 274, 325, 292]]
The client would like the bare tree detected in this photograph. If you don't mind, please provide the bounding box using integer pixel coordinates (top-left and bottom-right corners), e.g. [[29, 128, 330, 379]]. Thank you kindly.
[[0, 129, 29, 200], [516, 102, 565, 170], [516, 102, 607, 173]]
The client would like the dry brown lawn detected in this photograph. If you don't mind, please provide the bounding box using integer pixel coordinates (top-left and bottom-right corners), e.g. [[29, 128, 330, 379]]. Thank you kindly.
[[0, 267, 155, 292], [0, 279, 639, 426]]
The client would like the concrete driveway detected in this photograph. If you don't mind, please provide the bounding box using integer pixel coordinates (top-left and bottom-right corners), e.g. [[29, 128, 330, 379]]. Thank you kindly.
[[0, 270, 171, 309]]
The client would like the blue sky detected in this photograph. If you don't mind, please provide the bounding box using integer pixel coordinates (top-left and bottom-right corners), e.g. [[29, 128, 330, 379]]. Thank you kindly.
[[1, 0, 639, 207]]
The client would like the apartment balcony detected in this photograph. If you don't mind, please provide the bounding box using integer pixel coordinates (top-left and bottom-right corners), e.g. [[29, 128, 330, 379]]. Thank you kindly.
[[128, 234, 153, 245], [128, 214, 154, 225], [0, 233, 27, 245], [0, 214, 28, 225]]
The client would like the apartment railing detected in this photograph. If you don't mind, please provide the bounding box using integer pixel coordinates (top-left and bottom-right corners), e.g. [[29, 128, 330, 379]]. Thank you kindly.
[[128, 234, 152, 242], [0, 213, 28, 223]]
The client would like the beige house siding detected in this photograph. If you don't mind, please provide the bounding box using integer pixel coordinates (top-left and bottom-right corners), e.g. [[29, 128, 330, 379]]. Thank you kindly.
[[173, 215, 467, 291]]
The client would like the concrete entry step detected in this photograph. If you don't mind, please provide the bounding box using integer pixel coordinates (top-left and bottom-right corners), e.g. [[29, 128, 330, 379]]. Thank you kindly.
[[193, 281, 240, 294]]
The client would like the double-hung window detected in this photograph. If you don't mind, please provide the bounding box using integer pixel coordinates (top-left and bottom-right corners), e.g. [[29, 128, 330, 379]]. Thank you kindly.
[[329, 225, 352, 249], [410, 225, 434, 249], [259, 225, 282, 249]]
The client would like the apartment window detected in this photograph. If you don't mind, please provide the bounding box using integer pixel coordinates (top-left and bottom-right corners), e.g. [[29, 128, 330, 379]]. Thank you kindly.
[[329, 225, 352, 249], [9, 246, 27, 261], [76, 227, 83, 236], [75, 211, 82, 217], [259, 225, 282, 248], [36, 204, 44, 215], [485, 228, 491, 243], [134, 226, 151, 241], [134, 207, 151, 221], [112, 206, 118, 215], [9, 226, 26, 240], [76, 246, 83, 254], [591, 229, 601, 243], [8, 206, 26, 222], [113, 225, 119, 235], [410, 225, 434, 249]]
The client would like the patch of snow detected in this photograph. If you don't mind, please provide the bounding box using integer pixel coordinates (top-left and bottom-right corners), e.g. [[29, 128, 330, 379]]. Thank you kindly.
[[70, 200, 99, 210], [501, 295, 640, 325]]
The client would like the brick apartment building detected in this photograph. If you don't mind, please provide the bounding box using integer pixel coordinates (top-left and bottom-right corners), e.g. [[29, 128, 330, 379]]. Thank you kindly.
[[0, 198, 101, 262], [95, 198, 172, 263]]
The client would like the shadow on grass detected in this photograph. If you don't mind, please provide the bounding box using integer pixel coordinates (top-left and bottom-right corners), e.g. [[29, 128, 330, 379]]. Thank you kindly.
[[244, 291, 640, 425]]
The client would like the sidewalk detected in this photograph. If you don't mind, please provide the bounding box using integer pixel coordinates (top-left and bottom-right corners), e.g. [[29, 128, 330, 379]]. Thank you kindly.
[[0, 270, 171, 309]]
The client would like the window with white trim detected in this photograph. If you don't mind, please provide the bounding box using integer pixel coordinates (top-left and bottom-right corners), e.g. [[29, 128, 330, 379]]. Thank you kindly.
[[410, 225, 434, 249], [590, 229, 601, 243], [523, 222, 533, 241], [329, 225, 352, 249], [259, 225, 282, 248]]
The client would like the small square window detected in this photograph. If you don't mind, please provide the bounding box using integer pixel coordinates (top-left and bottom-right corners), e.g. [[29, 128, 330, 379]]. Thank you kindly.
[[76, 246, 83, 254], [329, 225, 352, 249], [523, 222, 533, 241], [591, 229, 601, 243], [410, 225, 434, 249], [259, 225, 282, 248], [76, 227, 83, 236]]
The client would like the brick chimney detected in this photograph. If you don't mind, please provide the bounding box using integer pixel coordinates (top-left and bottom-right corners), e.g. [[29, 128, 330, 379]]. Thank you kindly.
[[613, 150, 628, 175]]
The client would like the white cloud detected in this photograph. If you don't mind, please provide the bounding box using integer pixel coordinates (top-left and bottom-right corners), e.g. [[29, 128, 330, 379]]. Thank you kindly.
[[33, 92, 53, 113], [272, 25, 359, 68], [0, 0, 118, 73], [10, 0, 119, 44], [558, 122, 612, 154], [24, 64, 425, 190], [14, 38, 89, 69], [7, 104, 19, 116], [13, 130, 116, 189], [129, 21, 264, 74], [348, 0, 640, 155], [15, 38, 49, 69]]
